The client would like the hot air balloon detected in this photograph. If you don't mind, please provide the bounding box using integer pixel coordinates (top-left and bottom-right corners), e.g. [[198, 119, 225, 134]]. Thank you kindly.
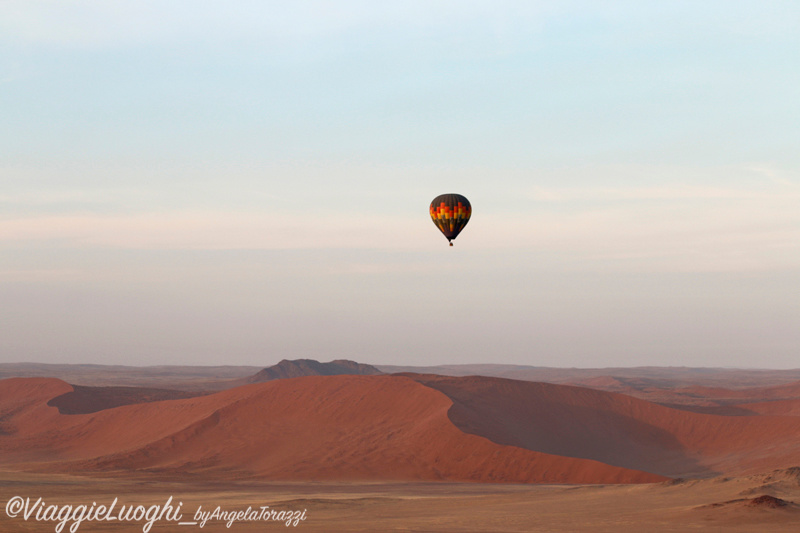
[[430, 193, 471, 246]]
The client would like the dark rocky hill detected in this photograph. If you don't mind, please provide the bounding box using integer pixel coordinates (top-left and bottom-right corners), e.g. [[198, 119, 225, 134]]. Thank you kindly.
[[247, 359, 382, 383]]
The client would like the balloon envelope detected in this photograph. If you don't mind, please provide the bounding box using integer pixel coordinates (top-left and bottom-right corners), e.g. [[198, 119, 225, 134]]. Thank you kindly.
[[430, 193, 471, 244]]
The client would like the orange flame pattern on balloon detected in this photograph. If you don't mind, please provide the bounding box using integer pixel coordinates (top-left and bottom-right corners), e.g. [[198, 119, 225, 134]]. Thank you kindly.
[[429, 194, 471, 243]]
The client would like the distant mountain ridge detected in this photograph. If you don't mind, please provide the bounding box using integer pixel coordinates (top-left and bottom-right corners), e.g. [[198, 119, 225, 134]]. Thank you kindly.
[[4, 362, 800, 391], [246, 359, 382, 383]]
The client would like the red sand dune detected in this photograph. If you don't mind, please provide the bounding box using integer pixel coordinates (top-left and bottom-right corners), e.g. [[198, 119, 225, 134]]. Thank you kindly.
[[408, 374, 800, 477], [0, 376, 662, 484], [0, 378, 73, 437], [5, 373, 800, 483]]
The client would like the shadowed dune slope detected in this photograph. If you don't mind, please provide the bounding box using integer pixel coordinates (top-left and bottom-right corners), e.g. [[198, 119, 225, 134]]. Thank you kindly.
[[407, 374, 800, 478], [553, 377, 800, 413], [47, 385, 204, 414], [740, 399, 800, 416], [678, 381, 800, 402], [0, 376, 662, 484], [643, 381, 800, 411]]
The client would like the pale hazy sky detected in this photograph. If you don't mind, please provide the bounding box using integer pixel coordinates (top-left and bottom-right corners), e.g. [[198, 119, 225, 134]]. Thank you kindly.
[[2, 1, 799, 368]]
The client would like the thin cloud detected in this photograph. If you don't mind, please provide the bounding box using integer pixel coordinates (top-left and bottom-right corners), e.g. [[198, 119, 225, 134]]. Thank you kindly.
[[0, 1, 552, 48], [0, 211, 426, 250], [4, 195, 797, 273], [527, 183, 800, 203]]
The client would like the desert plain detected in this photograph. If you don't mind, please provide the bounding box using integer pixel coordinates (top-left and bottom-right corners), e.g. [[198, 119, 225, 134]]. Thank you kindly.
[[2, 361, 800, 532]]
